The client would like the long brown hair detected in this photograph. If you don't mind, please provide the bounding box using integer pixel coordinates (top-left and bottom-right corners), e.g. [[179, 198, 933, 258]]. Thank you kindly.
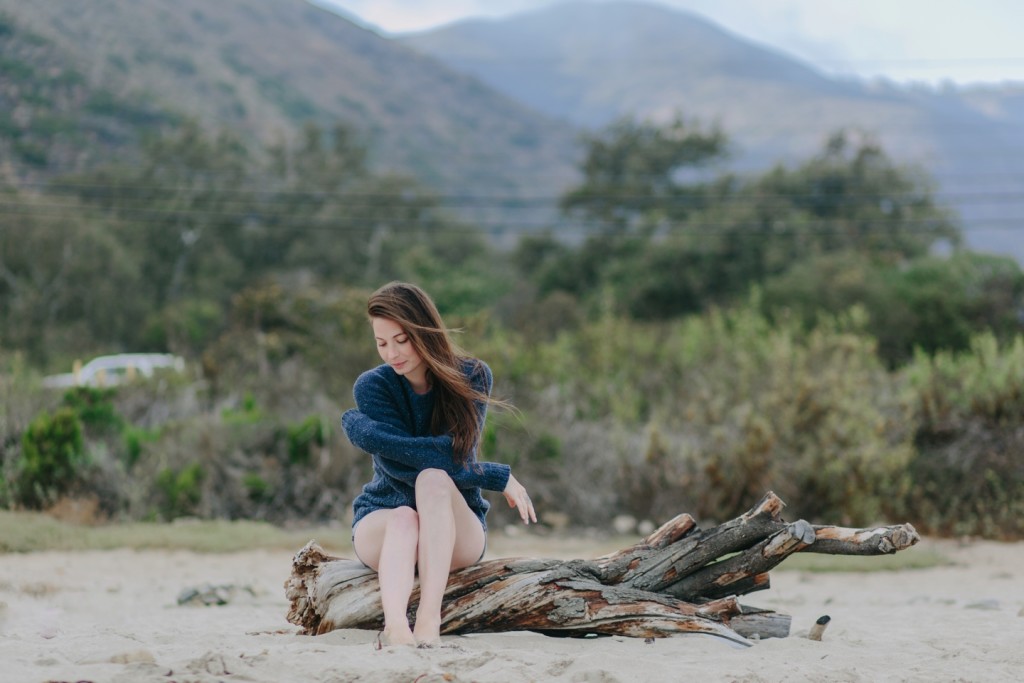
[[367, 281, 494, 466]]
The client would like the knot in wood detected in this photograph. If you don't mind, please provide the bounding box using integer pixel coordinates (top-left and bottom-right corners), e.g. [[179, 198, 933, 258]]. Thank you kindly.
[[549, 595, 588, 623]]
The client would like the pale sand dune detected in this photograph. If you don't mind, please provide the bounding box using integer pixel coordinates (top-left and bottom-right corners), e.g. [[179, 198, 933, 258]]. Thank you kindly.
[[0, 537, 1022, 683]]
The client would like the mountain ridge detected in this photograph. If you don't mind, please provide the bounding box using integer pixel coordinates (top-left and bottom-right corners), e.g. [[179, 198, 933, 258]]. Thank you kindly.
[[0, 0, 580, 198], [398, 0, 1024, 259], [2, 0, 1021, 259]]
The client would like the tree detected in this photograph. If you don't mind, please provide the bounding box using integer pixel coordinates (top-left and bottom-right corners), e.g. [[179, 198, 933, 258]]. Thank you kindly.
[[258, 122, 370, 277], [62, 120, 252, 313], [0, 184, 144, 362], [561, 114, 728, 235], [525, 122, 962, 321], [762, 250, 1024, 365], [518, 115, 727, 314], [752, 130, 960, 260]]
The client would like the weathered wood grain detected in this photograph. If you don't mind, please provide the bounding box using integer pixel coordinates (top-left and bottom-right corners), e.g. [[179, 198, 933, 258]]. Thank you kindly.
[[283, 491, 919, 642]]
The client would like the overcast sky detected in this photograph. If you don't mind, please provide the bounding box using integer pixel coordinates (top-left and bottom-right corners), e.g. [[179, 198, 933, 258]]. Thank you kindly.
[[321, 0, 1024, 86]]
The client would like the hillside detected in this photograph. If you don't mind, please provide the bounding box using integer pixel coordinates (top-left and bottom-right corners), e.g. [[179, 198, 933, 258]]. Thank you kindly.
[[400, 1, 1024, 259], [3, 0, 1020, 258], [399, 2, 936, 162], [0, 10, 179, 177], [0, 0, 579, 199]]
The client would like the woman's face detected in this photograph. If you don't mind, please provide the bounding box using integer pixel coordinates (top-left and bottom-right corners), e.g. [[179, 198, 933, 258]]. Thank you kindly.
[[372, 317, 426, 385]]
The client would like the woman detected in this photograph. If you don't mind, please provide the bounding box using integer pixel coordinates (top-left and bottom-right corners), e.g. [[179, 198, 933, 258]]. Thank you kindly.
[[342, 281, 536, 647]]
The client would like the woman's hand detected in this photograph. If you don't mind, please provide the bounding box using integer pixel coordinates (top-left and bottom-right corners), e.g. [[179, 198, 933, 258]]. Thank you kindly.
[[502, 473, 537, 525]]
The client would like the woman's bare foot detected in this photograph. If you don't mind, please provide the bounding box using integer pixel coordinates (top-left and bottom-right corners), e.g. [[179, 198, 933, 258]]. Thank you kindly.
[[380, 625, 417, 647], [412, 616, 442, 647]]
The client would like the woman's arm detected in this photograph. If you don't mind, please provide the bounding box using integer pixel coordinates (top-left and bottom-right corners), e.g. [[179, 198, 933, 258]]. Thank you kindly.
[[341, 367, 459, 467], [343, 408, 509, 491], [363, 430, 509, 492], [341, 406, 452, 463], [341, 363, 509, 491]]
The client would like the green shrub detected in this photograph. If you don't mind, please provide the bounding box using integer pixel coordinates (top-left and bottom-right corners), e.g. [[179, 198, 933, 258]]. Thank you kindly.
[[143, 298, 225, 355], [121, 425, 160, 468], [666, 307, 914, 525], [16, 408, 87, 508], [287, 415, 325, 465], [62, 386, 123, 433], [480, 410, 562, 469], [243, 473, 272, 503], [221, 393, 264, 425], [14, 140, 47, 167], [762, 252, 1024, 367], [0, 57, 34, 80], [902, 332, 1024, 537], [908, 333, 1024, 428], [0, 11, 14, 37], [905, 445, 1024, 539], [494, 299, 915, 526], [155, 462, 205, 519]]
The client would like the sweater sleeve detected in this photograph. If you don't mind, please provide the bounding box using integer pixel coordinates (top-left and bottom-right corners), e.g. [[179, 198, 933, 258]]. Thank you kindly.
[[341, 364, 510, 492], [344, 410, 509, 491]]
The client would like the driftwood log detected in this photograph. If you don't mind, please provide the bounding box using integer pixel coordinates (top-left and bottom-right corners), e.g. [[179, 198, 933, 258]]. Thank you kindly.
[[284, 492, 919, 645]]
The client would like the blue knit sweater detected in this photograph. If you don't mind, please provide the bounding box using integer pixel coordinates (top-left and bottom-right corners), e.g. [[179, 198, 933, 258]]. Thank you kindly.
[[342, 360, 511, 531]]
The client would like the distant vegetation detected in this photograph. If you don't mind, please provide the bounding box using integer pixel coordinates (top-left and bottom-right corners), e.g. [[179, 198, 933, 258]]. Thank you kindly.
[[0, 0, 1021, 541], [1, 112, 1022, 539]]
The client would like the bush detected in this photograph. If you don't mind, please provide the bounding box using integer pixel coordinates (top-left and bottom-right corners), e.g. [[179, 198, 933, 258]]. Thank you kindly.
[[0, 12, 14, 37], [287, 415, 326, 465], [909, 333, 1024, 428], [762, 251, 1024, 366], [121, 425, 160, 468], [16, 408, 87, 508], [903, 333, 1024, 537], [155, 462, 205, 520], [221, 393, 264, 425], [904, 431, 1024, 539], [62, 386, 123, 433], [4, 257, 1022, 538], [482, 298, 914, 528], [243, 472, 272, 503]]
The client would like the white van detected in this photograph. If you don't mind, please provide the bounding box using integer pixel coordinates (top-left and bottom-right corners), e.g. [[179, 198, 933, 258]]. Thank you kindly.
[[41, 354, 186, 388]]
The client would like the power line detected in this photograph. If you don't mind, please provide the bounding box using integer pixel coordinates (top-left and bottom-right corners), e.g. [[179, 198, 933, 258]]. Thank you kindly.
[[2, 206, 1020, 235], [7, 181, 1024, 206], [13, 155, 1024, 188]]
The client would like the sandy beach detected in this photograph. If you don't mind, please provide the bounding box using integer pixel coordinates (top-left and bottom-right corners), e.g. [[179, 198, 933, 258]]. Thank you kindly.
[[1, 534, 1022, 683]]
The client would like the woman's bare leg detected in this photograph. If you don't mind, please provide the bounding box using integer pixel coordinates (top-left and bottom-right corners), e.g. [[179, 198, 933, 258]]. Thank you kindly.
[[353, 506, 420, 646], [412, 468, 486, 645]]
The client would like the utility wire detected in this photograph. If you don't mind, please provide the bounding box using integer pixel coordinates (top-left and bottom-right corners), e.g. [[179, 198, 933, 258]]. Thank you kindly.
[[6, 183, 1024, 206], [2, 209, 1019, 236]]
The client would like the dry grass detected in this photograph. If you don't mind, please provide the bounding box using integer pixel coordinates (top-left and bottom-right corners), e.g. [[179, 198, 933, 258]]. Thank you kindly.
[[0, 510, 351, 554], [0, 511, 949, 572]]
